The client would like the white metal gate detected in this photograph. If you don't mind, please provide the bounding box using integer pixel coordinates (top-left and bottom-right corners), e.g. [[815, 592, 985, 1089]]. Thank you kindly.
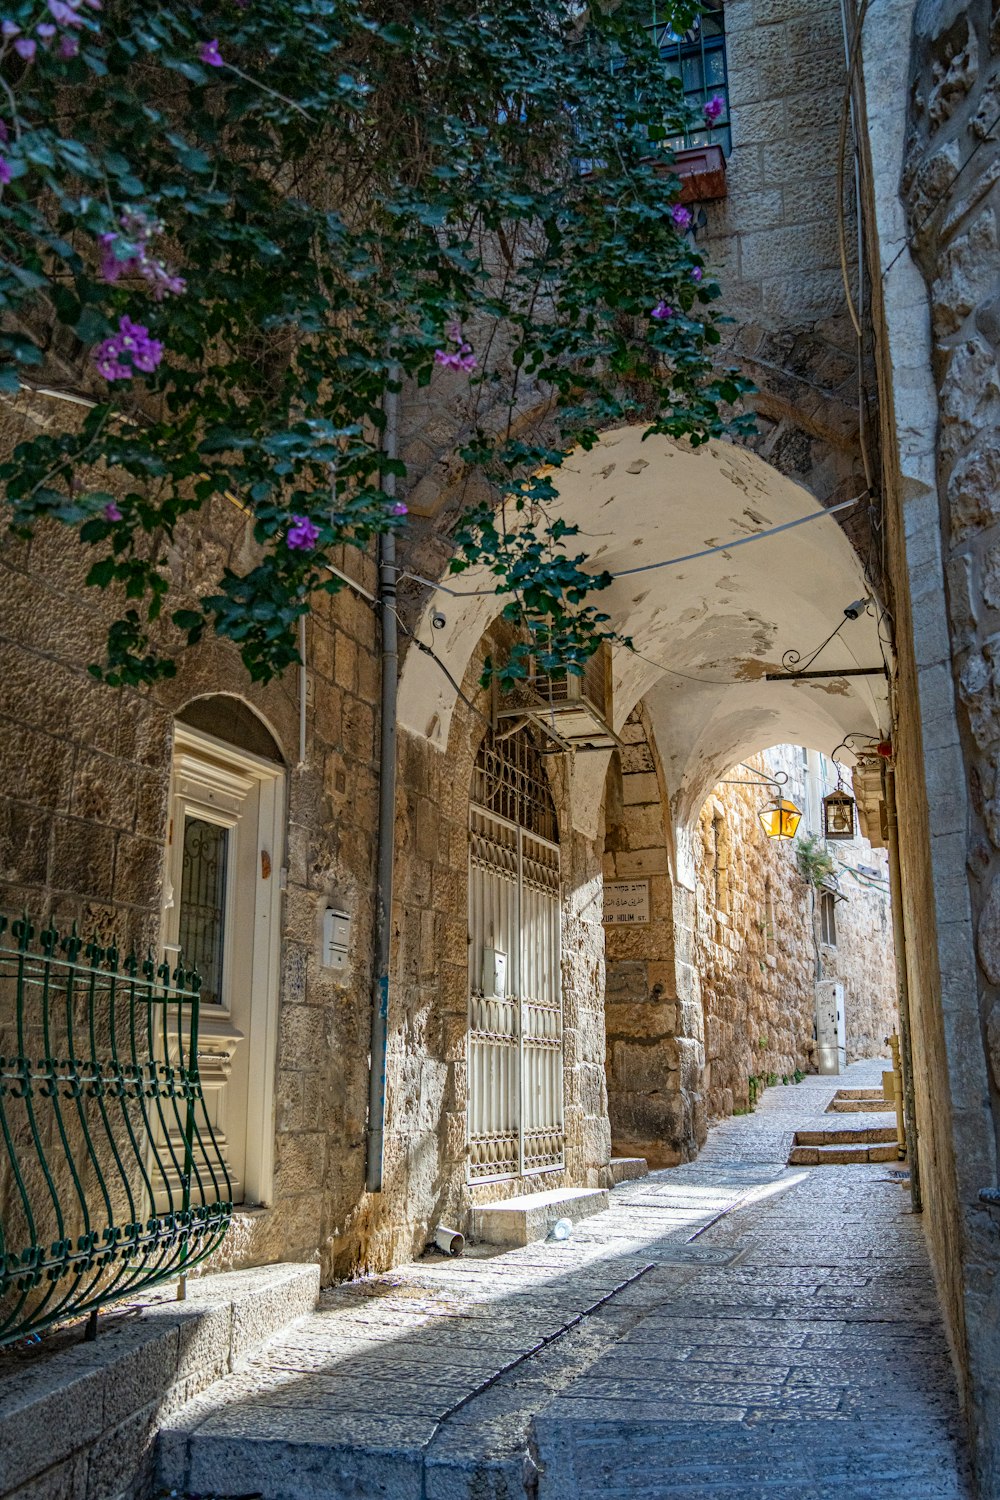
[[468, 728, 563, 1181]]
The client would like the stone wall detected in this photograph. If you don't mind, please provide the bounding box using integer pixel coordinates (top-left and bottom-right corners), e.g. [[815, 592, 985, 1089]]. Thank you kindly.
[[350, 627, 611, 1274], [0, 426, 614, 1288], [701, 0, 873, 556], [875, 0, 1000, 1486], [903, 0, 1000, 1160], [0, 387, 383, 1282], [695, 752, 815, 1118]]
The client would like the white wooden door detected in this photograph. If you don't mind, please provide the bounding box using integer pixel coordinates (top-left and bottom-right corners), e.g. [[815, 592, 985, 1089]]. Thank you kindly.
[[161, 726, 284, 1206]]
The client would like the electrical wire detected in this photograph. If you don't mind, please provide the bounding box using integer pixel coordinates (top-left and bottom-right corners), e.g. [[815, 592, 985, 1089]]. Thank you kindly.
[[390, 604, 489, 724], [401, 492, 866, 599], [881, 106, 1000, 282]]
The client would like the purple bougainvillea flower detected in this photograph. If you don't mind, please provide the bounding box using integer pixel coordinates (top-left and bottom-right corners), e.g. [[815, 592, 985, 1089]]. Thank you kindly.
[[287, 515, 320, 551], [651, 300, 673, 320], [13, 36, 36, 58], [92, 315, 164, 381], [58, 33, 78, 56], [435, 322, 477, 373], [389, 501, 408, 516], [103, 501, 122, 522], [98, 218, 186, 299], [199, 38, 223, 66], [1, 20, 20, 37], [48, 0, 83, 24], [691, 265, 704, 282], [0, 157, 10, 186], [671, 203, 692, 230], [704, 93, 725, 123]]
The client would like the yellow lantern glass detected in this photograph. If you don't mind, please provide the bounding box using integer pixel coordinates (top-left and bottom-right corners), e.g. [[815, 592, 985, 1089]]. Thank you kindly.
[[757, 796, 802, 840]]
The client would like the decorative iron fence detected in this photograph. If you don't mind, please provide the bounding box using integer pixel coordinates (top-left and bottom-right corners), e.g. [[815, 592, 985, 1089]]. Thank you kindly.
[[0, 914, 232, 1345]]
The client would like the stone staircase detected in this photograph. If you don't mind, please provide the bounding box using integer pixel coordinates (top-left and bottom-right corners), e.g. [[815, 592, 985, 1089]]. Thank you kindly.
[[789, 1123, 901, 1165]]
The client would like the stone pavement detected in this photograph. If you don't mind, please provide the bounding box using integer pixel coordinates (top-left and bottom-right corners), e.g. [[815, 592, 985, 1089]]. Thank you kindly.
[[159, 1061, 974, 1499]]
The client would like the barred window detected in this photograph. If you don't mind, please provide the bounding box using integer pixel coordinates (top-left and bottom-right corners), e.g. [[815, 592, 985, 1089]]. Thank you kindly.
[[652, 2, 731, 156]]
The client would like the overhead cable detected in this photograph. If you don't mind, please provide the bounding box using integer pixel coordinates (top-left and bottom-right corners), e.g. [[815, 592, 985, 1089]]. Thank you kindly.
[[403, 492, 866, 599]]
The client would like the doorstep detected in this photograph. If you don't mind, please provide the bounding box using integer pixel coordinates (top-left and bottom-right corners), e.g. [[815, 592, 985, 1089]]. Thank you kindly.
[[607, 1157, 649, 1185], [472, 1186, 610, 1247]]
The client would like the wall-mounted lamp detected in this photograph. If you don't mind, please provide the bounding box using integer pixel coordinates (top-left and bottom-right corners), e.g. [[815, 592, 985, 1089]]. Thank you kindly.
[[757, 797, 803, 840], [720, 765, 803, 839], [822, 786, 856, 840]]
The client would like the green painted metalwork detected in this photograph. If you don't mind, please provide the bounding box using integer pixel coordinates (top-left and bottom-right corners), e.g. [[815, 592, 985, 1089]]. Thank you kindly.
[[0, 913, 232, 1345]]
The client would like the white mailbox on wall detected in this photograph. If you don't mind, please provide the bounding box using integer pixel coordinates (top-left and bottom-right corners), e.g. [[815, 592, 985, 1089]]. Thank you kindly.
[[323, 908, 351, 971]]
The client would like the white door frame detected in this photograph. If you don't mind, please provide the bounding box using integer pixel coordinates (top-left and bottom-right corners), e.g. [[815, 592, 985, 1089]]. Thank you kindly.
[[163, 722, 285, 1207]]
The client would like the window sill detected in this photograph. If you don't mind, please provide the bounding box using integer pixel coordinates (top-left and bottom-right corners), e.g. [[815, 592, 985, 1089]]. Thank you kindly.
[[674, 144, 727, 204]]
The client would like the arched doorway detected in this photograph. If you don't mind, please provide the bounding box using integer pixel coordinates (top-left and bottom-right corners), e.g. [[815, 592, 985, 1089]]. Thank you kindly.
[[161, 695, 286, 1206], [467, 725, 563, 1180]]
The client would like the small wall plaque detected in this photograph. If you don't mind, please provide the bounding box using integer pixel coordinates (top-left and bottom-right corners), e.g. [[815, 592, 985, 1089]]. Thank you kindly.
[[603, 880, 650, 925]]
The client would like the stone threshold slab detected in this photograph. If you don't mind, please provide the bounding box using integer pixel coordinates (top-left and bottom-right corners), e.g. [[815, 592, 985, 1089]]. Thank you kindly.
[[608, 1157, 649, 1184], [472, 1187, 611, 1247]]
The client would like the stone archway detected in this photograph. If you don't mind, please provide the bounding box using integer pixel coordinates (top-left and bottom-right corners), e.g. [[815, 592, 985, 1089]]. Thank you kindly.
[[397, 426, 890, 1179]]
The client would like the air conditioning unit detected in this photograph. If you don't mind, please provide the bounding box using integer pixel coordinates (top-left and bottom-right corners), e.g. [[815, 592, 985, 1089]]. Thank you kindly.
[[496, 642, 619, 751]]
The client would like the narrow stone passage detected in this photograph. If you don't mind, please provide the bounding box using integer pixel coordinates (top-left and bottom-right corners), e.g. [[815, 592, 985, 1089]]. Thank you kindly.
[[159, 1062, 973, 1500]]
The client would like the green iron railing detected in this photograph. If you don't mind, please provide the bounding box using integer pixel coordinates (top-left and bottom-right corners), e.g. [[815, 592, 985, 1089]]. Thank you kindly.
[[0, 914, 232, 1345]]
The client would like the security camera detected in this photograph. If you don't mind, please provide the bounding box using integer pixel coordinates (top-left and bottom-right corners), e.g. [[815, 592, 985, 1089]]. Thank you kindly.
[[843, 597, 871, 621], [431, 610, 447, 631]]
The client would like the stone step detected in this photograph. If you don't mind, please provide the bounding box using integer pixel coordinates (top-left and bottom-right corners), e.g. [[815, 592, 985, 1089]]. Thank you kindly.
[[795, 1126, 898, 1147], [471, 1186, 610, 1247], [608, 1157, 649, 1184], [790, 1122, 901, 1165], [3, 1263, 320, 1500], [828, 1097, 895, 1111], [834, 1087, 886, 1099], [789, 1142, 902, 1165]]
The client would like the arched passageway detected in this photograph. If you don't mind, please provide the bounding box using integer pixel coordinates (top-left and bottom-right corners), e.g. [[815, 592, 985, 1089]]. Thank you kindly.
[[397, 425, 891, 1195]]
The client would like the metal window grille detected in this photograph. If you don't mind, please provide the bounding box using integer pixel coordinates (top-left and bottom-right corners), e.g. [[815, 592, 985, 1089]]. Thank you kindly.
[[468, 728, 563, 1181], [601, 4, 731, 167], [0, 915, 231, 1346], [649, 2, 731, 156]]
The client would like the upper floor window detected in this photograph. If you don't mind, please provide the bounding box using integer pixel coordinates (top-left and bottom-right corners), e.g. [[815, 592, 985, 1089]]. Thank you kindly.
[[820, 890, 838, 947], [652, 2, 731, 156]]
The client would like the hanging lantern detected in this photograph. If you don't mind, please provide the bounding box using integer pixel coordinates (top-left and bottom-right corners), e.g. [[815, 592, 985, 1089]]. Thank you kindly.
[[823, 787, 856, 840], [757, 796, 802, 840]]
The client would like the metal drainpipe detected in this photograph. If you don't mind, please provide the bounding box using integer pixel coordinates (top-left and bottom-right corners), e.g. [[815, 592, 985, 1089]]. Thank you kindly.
[[882, 758, 923, 1213], [365, 369, 400, 1194]]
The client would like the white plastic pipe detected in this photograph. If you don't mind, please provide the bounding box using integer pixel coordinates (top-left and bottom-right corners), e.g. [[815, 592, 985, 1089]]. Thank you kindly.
[[434, 1225, 465, 1256]]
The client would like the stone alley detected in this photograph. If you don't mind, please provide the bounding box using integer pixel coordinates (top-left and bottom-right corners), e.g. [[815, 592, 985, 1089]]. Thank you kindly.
[[158, 1061, 972, 1500], [4, 4, 1000, 1493]]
